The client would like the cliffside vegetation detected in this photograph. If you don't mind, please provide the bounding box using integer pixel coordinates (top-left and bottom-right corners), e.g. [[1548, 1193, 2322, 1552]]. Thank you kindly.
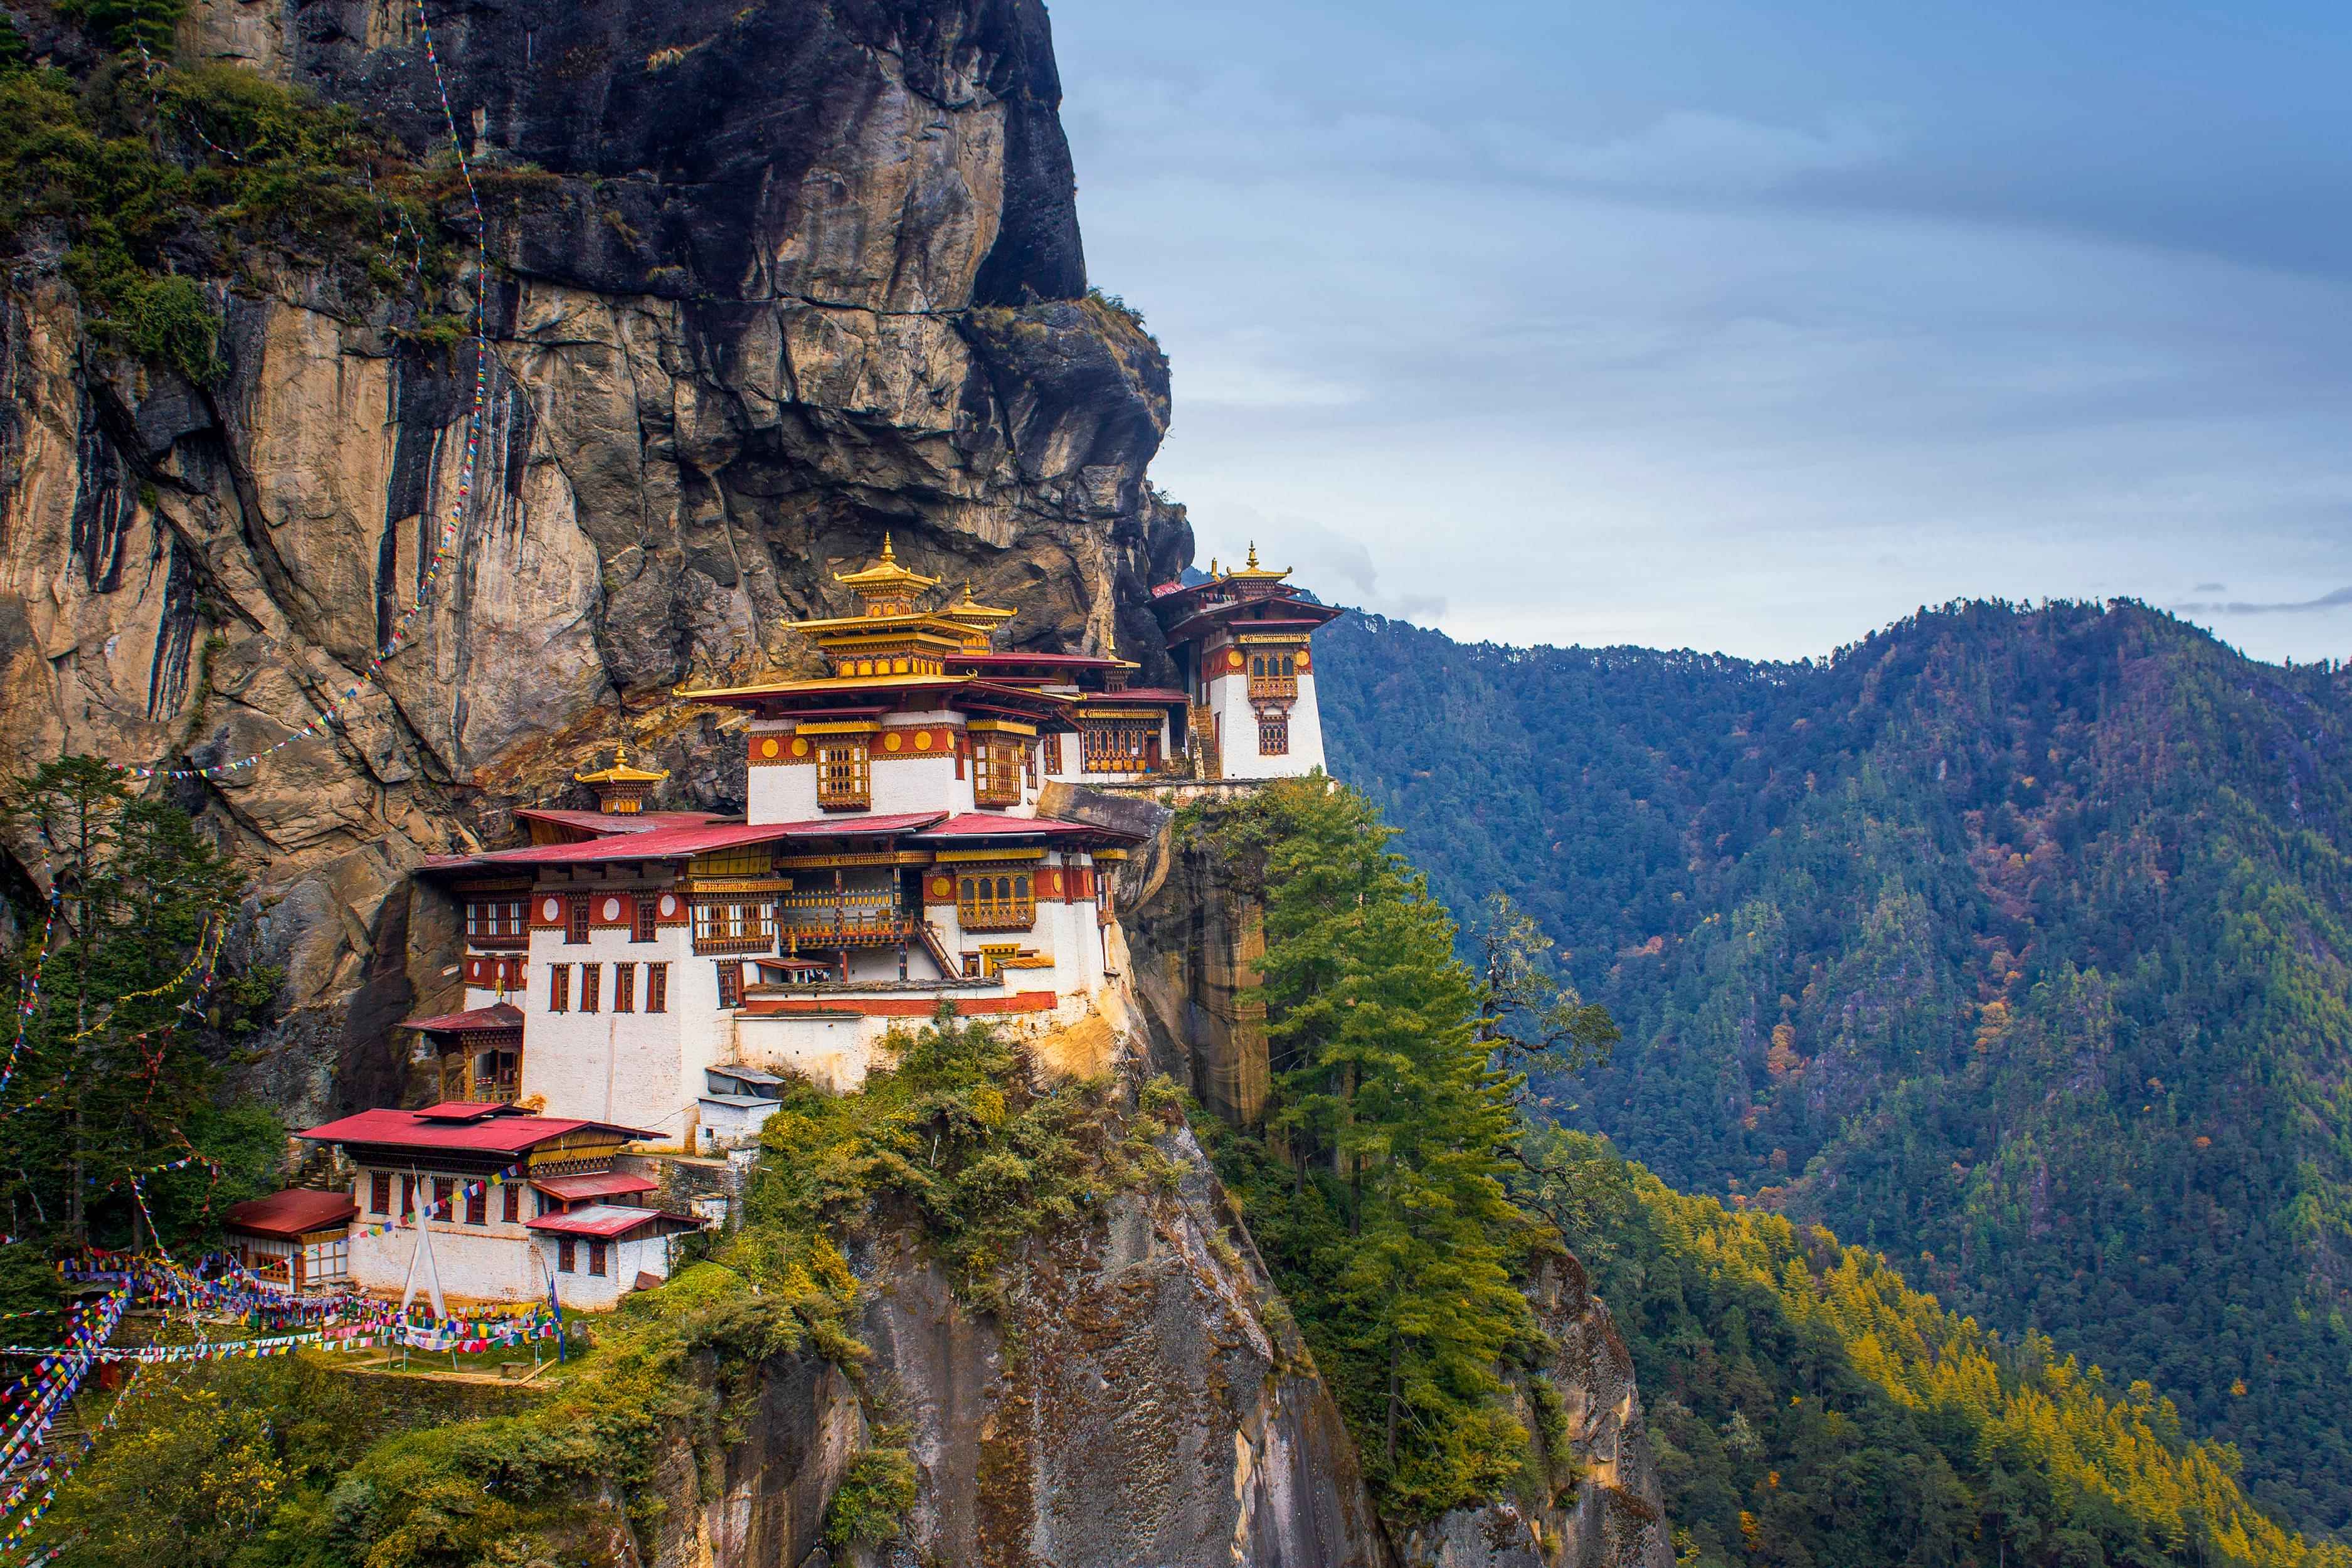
[[1533, 1129, 2351, 1568], [1, 0, 452, 381], [35, 1011, 1186, 1565], [0, 758, 284, 1266], [1318, 601, 2352, 1535], [1182, 779, 1616, 1523]]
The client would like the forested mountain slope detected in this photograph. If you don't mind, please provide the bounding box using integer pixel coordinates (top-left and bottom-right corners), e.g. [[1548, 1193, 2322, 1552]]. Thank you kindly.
[[1317, 601, 2352, 1534], [1528, 1128, 2350, 1568]]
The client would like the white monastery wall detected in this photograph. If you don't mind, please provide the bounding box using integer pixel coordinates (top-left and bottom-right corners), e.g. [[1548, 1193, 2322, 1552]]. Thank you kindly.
[[350, 1215, 546, 1304], [543, 1232, 677, 1310], [519, 921, 697, 1142], [1205, 670, 1325, 780]]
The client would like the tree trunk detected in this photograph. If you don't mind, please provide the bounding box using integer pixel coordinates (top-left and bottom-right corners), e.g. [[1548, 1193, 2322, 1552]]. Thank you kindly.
[[1385, 1331, 1401, 1470]]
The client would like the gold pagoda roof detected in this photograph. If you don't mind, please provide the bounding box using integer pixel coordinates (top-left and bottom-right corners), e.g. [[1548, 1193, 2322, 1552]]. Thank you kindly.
[[573, 744, 669, 785], [832, 534, 938, 608], [942, 580, 1017, 628]]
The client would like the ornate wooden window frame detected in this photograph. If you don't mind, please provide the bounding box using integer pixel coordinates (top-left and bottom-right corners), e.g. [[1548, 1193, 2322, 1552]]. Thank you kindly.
[[957, 870, 1036, 931], [815, 739, 871, 810]]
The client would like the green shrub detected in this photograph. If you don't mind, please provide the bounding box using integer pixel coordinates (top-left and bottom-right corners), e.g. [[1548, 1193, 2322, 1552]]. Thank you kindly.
[[118, 273, 218, 381], [822, 1439, 918, 1551], [55, 0, 186, 53], [0, 24, 452, 379], [734, 1007, 1175, 1308]]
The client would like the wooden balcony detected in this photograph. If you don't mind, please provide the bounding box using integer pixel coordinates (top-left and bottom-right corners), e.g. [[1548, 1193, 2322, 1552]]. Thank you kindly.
[[780, 891, 917, 948], [693, 928, 776, 956], [1247, 675, 1298, 701], [465, 931, 529, 951], [956, 904, 1036, 933]]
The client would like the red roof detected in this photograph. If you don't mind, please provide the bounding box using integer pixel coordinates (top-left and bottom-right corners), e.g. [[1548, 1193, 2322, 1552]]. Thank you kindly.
[[513, 808, 725, 837], [911, 812, 1142, 842], [223, 1189, 359, 1241], [414, 1101, 525, 1122], [1086, 686, 1189, 704], [399, 1003, 524, 1034], [422, 813, 948, 872], [525, 1203, 702, 1239], [741, 991, 1058, 1018], [530, 1172, 659, 1203], [297, 1106, 657, 1155], [955, 651, 1121, 670]]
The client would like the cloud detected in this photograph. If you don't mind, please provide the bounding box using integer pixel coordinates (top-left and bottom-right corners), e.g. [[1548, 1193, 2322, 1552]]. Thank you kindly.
[[1485, 110, 1900, 196], [1049, 0, 2352, 667], [1193, 504, 1448, 624], [2173, 586, 2352, 616]]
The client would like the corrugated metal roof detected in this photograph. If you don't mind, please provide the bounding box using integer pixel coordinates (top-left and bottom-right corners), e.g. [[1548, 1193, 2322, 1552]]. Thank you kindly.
[[399, 1004, 524, 1034], [512, 808, 726, 836], [525, 1203, 702, 1239], [700, 1093, 783, 1110], [423, 812, 949, 872], [1089, 686, 1189, 703], [529, 1172, 659, 1202], [956, 651, 1120, 669], [298, 1106, 656, 1154], [223, 1189, 358, 1240], [707, 1064, 786, 1084], [912, 812, 1143, 842]]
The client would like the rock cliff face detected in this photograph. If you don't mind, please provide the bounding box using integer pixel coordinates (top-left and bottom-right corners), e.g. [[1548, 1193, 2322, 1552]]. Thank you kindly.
[[0, 0, 1187, 1125]]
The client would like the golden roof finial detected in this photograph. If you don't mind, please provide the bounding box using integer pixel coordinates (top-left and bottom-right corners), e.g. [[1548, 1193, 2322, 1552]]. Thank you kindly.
[[1228, 542, 1290, 580], [879, 532, 898, 565], [1209, 555, 1220, 576]]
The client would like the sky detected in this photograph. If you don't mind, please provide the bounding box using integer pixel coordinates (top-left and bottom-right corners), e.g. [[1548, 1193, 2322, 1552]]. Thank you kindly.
[[1046, 0, 2352, 666]]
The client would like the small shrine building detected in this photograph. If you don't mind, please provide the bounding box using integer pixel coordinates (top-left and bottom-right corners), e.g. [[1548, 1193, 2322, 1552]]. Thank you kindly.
[[1150, 547, 1342, 779], [295, 1102, 697, 1307]]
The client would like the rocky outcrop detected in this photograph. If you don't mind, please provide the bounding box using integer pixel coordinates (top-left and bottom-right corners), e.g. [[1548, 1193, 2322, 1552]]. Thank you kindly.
[[0, 0, 1188, 1125], [1121, 792, 1275, 1128], [606, 1036, 1671, 1568], [856, 1131, 1389, 1568], [1396, 1253, 1673, 1568]]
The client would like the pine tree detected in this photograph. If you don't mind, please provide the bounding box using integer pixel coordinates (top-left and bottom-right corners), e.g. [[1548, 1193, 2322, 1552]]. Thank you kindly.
[[1234, 779, 1550, 1518], [0, 757, 282, 1248]]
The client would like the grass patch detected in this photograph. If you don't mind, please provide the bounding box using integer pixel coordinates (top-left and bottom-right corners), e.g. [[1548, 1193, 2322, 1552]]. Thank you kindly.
[[822, 1431, 918, 1551]]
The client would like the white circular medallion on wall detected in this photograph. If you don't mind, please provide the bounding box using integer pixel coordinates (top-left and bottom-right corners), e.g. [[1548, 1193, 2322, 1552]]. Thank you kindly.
[[659, 893, 679, 918], [602, 897, 622, 921], [541, 897, 561, 922]]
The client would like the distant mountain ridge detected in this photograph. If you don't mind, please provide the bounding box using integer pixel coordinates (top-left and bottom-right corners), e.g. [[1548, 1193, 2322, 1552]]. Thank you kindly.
[[1316, 600, 2352, 1534]]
